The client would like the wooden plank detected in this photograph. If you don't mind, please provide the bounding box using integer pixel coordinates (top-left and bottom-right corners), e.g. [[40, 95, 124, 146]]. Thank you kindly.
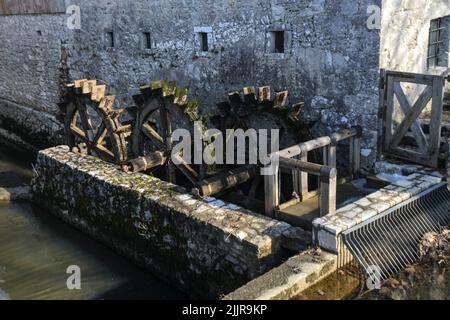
[[142, 123, 165, 150], [427, 76, 444, 167], [349, 137, 361, 179], [172, 153, 198, 185], [325, 144, 337, 168], [159, 96, 176, 183], [0, 0, 65, 15], [77, 103, 94, 142], [391, 76, 433, 86], [278, 136, 331, 158], [279, 157, 326, 175], [258, 86, 271, 102], [288, 102, 304, 121], [92, 123, 107, 147], [320, 173, 337, 216], [330, 127, 359, 143], [378, 69, 387, 157], [384, 75, 395, 152], [91, 85, 106, 102], [264, 169, 279, 217], [273, 91, 288, 108], [388, 147, 434, 166], [292, 154, 309, 201], [393, 82, 428, 153]]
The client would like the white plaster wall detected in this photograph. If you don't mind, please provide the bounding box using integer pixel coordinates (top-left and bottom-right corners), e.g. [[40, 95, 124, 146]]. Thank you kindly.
[[381, 0, 449, 75]]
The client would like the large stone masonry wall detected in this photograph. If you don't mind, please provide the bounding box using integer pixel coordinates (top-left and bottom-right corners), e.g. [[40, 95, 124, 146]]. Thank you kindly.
[[0, 0, 381, 169], [0, 14, 67, 149], [31, 146, 294, 298]]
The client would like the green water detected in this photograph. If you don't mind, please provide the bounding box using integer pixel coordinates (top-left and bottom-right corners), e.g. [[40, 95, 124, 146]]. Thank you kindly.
[[0, 147, 184, 300]]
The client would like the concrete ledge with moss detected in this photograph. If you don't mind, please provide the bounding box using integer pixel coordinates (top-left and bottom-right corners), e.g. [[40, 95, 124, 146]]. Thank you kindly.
[[30, 146, 298, 299]]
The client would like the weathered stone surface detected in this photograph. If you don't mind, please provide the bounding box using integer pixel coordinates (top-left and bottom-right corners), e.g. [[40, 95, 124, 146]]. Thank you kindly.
[[223, 249, 337, 300], [0, 0, 382, 165], [31, 146, 292, 298], [280, 227, 312, 252], [0, 186, 31, 202], [381, 0, 449, 74]]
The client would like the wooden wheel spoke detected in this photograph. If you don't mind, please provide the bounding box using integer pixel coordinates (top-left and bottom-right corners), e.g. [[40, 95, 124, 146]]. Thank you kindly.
[[93, 143, 115, 159], [70, 125, 88, 141], [77, 102, 95, 141], [142, 123, 165, 150], [172, 153, 198, 185], [92, 123, 107, 147]]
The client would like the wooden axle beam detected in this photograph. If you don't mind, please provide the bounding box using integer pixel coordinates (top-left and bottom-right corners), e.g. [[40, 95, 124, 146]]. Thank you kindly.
[[192, 165, 258, 197], [124, 152, 167, 173]]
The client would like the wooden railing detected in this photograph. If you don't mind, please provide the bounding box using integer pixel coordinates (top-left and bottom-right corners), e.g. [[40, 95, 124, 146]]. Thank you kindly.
[[264, 126, 362, 217]]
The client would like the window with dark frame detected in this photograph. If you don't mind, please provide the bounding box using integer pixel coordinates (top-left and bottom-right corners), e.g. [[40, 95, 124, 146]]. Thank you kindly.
[[107, 31, 115, 48], [199, 32, 208, 52], [427, 18, 445, 68], [274, 31, 285, 54], [143, 32, 152, 49]]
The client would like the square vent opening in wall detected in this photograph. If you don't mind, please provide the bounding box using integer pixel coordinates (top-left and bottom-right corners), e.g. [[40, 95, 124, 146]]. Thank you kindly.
[[194, 27, 213, 57], [267, 25, 291, 56], [271, 31, 285, 54]]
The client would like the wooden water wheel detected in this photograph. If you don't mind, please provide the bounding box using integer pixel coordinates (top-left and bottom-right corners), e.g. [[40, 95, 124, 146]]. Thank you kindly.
[[63, 79, 130, 164], [209, 86, 308, 209], [216, 86, 305, 138], [212, 85, 308, 165], [128, 80, 202, 185]]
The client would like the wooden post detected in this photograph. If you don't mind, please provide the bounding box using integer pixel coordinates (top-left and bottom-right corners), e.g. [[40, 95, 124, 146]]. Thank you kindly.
[[325, 144, 337, 168], [384, 75, 395, 152], [378, 69, 387, 158], [319, 167, 337, 216], [428, 75, 444, 167], [298, 153, 309, 200], [352, 136, 361, 179], [264, 168, 279, 217], [348, 126, 362, 180], [292, 153, 309, 200], [159, 96, 176, 183]]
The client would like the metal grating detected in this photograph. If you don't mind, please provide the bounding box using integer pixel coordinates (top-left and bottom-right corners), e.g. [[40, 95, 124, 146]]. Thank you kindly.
[[342, 183, 450, 281]]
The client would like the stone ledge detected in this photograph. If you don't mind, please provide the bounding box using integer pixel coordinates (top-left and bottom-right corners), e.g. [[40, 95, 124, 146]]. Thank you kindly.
[[31, 146, 293, 298], [223, 250, 337, 300], [0, 186, 30, 202], [313, 164, 444, 253]]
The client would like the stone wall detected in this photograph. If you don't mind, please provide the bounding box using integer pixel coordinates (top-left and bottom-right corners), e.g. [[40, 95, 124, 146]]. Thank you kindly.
[[380, 0, 449, 74], [0, 0, 381, 168], [0, 14, 67, 149], [31, 146, 294, 298]]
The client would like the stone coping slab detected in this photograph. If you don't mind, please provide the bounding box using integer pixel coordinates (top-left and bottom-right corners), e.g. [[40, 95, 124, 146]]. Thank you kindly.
[[0, 186, 30, 202], [223, 249, 337, 300]]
